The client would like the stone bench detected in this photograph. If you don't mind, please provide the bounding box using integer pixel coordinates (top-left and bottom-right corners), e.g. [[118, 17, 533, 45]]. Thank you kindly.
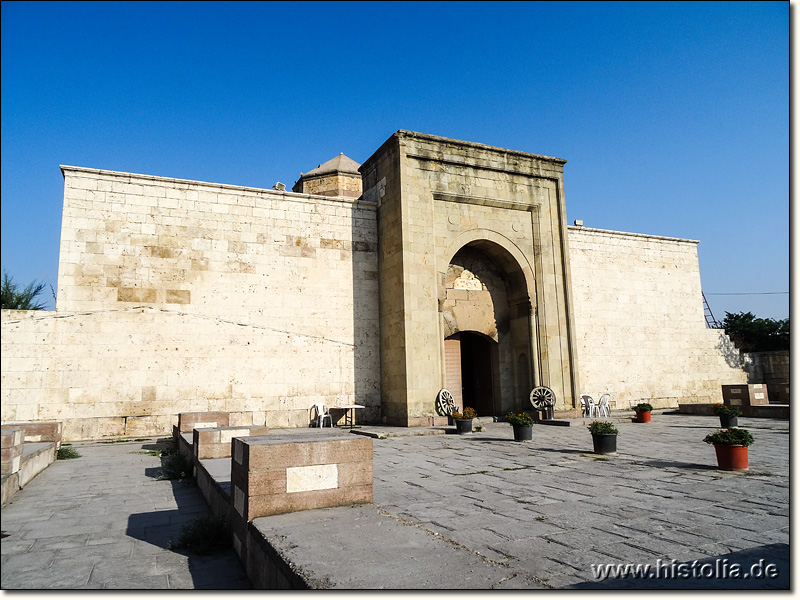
[[193, 426, 270, 460], [1, 426, 58, 506], [2, 421, 63, 449], [229, 433, 373, 561]]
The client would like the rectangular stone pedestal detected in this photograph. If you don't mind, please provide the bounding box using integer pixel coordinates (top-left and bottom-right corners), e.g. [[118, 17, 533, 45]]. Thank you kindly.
[[193, 426, 269, 460], [229, 434, 373, 559]]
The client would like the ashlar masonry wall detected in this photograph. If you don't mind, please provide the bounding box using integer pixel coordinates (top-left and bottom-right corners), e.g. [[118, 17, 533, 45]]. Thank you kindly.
[[568, 226, 747, 408], [1, 167, 379, 440]]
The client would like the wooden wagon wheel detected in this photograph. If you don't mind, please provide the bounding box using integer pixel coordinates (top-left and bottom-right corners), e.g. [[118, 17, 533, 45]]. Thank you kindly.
[[436, 389, 457, 416], [529, 386, 556, 408]]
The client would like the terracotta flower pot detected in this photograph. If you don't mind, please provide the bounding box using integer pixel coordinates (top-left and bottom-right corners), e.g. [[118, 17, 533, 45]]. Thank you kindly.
[[635, 411, 651, 423], [713, 444, 748, 470]]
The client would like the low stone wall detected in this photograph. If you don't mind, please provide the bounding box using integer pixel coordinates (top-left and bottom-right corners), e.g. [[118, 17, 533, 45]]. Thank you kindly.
[[229, 434, 373, 566], [244, 521, 310, 589], [18, 443, 58, 488], [1, 426, 58, 505], [195, 457, 233, 527], [193, 425, 269, 460]]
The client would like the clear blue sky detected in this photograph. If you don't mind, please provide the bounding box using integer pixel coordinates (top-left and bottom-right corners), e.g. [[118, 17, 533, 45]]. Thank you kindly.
[[1, 1, 788, 319]]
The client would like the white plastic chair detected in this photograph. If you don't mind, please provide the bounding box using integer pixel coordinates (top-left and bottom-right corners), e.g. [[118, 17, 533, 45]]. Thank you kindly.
[[313, 403, 332, 428], [597, 394, 611, 417], [580, 394, 596, 417]]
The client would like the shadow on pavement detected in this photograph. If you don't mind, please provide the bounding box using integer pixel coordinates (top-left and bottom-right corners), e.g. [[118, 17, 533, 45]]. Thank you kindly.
[[127, 474, 250, 589], [533, 447, 592, 455], [638, 459, 718, 470], [567, 543, 789, 590]]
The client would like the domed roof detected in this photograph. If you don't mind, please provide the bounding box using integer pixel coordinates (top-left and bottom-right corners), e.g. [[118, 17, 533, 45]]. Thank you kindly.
[[302, 153, 361, 177]]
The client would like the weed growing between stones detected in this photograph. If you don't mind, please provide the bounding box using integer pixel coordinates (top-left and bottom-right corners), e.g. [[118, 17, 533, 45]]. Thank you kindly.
[[131, 450, 163, 456], [157, 444, 193, 481], [168, 516, 229, 555], [56, 444, 81, 460]]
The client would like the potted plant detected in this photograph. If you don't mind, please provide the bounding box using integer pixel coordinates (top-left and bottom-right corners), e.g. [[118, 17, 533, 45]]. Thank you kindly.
[[588, 421, 619, 454], [451, 407, 477, 434], [505, 411, 534, 441], [632, 402, 653, 423], [712, 403, 742, 428], [703, 427, 753, 470]]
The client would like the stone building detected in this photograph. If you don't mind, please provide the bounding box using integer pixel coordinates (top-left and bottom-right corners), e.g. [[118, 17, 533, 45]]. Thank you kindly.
[[0, 131, 747, 440]]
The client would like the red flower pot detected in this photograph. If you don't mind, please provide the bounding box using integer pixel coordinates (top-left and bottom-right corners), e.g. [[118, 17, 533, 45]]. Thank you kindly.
[[713, 444, 749, 470], [635, 411, 651, 423]]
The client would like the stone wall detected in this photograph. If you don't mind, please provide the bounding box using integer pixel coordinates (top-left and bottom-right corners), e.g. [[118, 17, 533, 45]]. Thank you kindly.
[[743, 351, 789, 403], [1, 167, 380, 440], [568, 226, 747, 408]]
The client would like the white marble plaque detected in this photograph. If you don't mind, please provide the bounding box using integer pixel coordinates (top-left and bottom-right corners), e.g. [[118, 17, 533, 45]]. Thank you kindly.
[[286, 464, 338, 493]]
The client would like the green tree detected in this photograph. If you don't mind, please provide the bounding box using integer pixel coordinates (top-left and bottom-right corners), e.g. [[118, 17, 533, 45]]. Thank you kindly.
[[1, 271, 48, 310], [722, 311, 789, 352]]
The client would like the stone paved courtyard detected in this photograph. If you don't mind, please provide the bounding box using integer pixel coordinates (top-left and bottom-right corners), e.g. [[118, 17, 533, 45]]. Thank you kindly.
[[367, 414, 789, 588], [0, 413, 790, 589]]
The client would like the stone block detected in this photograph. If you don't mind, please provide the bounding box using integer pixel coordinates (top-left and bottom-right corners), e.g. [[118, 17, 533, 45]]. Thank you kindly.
[[177, 411, 230, 433], [722, 384, 770, 408], [230, 434, 372, 521], [1, 427, 24, 475], [193, 425, 269, 460], [2, 421, 62, 447]]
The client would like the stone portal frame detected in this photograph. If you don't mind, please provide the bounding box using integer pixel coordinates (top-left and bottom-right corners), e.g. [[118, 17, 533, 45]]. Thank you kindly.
[[362, 130, 581, 425]]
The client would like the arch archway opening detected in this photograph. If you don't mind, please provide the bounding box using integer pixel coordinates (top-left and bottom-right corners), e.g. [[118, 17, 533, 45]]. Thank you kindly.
[[440, 239, 536, 418]]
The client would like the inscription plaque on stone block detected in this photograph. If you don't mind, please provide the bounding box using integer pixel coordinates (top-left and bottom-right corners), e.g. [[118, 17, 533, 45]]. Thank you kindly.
[[286, 464, 338, 493], [230, 434, 372, 520]]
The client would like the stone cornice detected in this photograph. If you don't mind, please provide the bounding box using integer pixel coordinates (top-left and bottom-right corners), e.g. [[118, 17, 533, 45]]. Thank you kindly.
[[568, 225, 699, 245]]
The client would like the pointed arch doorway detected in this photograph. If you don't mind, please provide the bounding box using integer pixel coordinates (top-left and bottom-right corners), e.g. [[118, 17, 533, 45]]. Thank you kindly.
[[440, 239, 536, 419]]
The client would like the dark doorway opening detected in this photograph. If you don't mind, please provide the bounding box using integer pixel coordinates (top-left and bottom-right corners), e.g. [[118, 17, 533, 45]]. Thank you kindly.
[[458, 332, 496, 417]]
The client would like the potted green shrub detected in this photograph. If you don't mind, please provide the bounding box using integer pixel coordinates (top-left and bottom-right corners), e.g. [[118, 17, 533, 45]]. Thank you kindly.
[[712, 403, 742, 428], [505, 411, 534, 441], [703, 427, 753, 470], [451, 407, 477, 434], [588, 421, 619, 454], [632, 402, 653, 423]]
